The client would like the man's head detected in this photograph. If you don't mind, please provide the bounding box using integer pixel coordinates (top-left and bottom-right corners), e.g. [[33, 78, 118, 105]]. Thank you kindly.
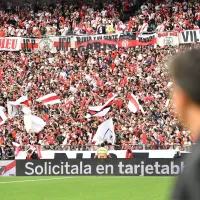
[[101, 143, 105, 147], [170, 49, 200, 133]]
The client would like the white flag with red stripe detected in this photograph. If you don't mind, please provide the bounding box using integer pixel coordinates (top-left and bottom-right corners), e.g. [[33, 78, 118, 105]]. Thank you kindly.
[[127, 93, 141, 113], [36, 93, 61, 105]]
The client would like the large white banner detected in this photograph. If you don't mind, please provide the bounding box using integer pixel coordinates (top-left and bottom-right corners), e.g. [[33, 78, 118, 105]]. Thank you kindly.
[[0, 37, 21, 51], [179, 30, 200, 44], [157, 32, 179, 47], [21, 37, 71, 53]]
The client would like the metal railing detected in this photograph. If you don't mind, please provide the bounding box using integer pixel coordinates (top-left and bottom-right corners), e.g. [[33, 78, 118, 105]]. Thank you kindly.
[[20, 144, 193, 152]]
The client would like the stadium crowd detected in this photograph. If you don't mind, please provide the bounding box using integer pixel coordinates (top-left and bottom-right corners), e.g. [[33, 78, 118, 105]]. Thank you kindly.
[[0, 0, 198, 159], [0, 0, 200, 37]]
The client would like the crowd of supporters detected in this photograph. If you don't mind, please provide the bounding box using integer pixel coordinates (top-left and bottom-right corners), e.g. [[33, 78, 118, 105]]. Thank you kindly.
[[0, 0, 198, 159], [0, 43, 196, 155], [0, 0, 200, 37]]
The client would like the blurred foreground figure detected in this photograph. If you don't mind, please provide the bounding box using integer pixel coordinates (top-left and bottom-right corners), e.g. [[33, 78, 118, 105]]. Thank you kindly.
[[170, 49, 200, 200]]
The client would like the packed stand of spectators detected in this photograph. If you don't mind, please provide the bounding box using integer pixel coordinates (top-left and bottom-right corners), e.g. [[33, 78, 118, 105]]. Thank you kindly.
[[0, 43, 197, 158], [0, 0, 198, 160], [0, 0, 200, 38]]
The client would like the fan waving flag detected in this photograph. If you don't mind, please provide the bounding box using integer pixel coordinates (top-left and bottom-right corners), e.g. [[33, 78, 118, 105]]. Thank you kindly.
[[92, 118, 115, 145], [86, 107, 111, 119], [86, 93, 115, 118], [127, 93, 140, 113], [36, 93, 61, 105], [88, 94, 115, 112]]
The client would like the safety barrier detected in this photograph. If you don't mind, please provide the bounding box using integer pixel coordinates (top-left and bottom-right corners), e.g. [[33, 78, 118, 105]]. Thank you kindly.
[[18, 144, 192, 152]]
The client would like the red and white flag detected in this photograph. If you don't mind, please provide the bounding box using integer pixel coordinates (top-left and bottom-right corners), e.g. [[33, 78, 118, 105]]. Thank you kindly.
[[36, 93, 61, 105], [88, 94, 115, 112], [127, 93, 140, 113], [86, 94, 115, 118], [62, 97, 74, 108], [86, 107, 111, 119]]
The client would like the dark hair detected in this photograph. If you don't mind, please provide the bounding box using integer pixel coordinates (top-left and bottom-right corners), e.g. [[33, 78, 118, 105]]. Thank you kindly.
[[101, 143, 105, 147], [170, 49, 200, 105]]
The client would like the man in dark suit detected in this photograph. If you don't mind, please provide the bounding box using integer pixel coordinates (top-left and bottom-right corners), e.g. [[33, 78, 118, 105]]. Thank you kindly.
[[170, 49, 200, 200]]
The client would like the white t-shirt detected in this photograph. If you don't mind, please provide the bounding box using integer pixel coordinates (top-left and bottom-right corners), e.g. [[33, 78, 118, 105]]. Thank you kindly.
[[60, 72, 66, 79], [60, 27, 69, 36], [8, 26, 15, 36], [155, 5, 160, 10], [101, 10, 107, 17], [70, 86, 77, 94]]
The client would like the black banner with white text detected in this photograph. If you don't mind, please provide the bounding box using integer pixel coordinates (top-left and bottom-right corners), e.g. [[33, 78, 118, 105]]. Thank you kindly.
[[16, 159, 184, 176]]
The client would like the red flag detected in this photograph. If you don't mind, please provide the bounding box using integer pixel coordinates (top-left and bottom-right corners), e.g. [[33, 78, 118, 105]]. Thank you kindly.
[[97, 79, 103, 86], [46, 135, 54, 145], [144, 96, 155, 101], [43, 114, 49, 122], [119, 79, 124, 87], [147, 65, 156, 72], [8, 76, 13, 84], [113, 99, 122, 109], [126, 63, 130, 68], [86, 98, 92, 105], [88, 110, 97, 115], [132, 64, 137, 72], [123, 76, 128, 85], [23, 65, 26, 72], [36, 145, 42, 159], [110, 63, 116, 71], [25, 59, 28, 65], [142, 133, 147, 144], [59, 76, 64, 82], [80, 96, 87, 107], [0, 68, 2, 79], [126, 93, 130, 100], [108, 92, 114, 99], [62, 98, 73, 108], [158, 135, 163, 142]]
